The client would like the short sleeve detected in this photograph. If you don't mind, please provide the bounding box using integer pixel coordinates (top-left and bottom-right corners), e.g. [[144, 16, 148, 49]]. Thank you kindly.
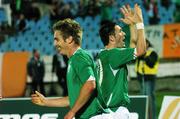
[[108, 48, 136, 69], [73, 55, 95, 84]]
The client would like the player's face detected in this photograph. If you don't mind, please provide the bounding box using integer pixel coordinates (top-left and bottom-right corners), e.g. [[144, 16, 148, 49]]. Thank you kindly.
[[54, 31, 69, 55], [114, 25, 126, 48]]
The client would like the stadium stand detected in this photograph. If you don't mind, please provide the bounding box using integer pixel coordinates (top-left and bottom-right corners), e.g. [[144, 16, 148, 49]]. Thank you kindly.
[[0, 0, 177, 54]]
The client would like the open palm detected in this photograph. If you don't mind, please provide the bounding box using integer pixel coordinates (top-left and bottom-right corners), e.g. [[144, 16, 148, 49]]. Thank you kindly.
[[120, 4, 143, 25]]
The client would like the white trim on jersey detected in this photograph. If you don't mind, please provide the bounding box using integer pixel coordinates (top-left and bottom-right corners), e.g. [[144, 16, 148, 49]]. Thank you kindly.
[[72, 47, 81, 55], [87, 75, 95, 81], [109, 64, 119, 76], [134, 48, 137, 59], [97, 59, 103, 86], [107, 93, 113, 106]]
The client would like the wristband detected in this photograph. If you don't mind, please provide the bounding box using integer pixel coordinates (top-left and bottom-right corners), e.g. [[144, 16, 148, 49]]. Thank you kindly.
[[136, 23, 144, 30]]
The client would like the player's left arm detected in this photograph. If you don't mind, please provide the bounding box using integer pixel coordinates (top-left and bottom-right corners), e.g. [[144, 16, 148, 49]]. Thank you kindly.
[[64, 77, 96, 119], [120, 4, 137, 48], [120, 4, 146, 56]]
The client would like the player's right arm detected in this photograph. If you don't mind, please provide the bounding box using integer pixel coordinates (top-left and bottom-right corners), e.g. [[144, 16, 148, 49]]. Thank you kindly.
[[121, 4, 146, 56], [31, 91, 69, 107]]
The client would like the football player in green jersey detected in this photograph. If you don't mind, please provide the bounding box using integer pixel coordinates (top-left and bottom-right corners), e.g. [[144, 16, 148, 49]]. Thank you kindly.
[[95, 4, 146, 118], [31, 19, 104, 119]]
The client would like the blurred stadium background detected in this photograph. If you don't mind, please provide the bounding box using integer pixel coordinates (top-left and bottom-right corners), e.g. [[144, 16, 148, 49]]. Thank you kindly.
[[0, 0, 179, 119]]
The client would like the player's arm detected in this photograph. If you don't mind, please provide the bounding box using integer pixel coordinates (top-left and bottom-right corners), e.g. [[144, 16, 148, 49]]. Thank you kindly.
[[121, 4, 146, 56], [31, 91, 69, 107], [64, 77, 96, 119], [120, 4, 137, 48], [129, 24, 137, 48], [130, 4, 146, 56]]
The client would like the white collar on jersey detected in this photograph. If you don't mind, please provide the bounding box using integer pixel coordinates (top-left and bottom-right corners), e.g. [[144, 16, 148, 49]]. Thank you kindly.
[[72, 47, 81, 55]]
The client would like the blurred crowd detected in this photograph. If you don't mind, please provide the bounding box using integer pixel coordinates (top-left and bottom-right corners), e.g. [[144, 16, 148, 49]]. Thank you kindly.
[[0, 0, 180, 42]]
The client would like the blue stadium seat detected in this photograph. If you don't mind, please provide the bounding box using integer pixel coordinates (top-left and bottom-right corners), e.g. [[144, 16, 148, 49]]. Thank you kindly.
[[36, 15, 50, 31], [0, 8, 7, 24], [0, 38, 9, 52]]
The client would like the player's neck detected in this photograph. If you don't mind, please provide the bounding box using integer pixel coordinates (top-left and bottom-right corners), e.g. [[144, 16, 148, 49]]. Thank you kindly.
[[67, 45, 80, 58], [105, 44, 115, 49]]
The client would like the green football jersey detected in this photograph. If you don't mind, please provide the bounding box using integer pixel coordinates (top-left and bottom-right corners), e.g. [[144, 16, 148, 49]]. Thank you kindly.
[[67, 48, 102, 119], [97, 48, 136, 111]]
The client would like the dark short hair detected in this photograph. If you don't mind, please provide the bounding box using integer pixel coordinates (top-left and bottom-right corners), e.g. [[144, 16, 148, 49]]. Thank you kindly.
[[99, 21, 116, 46], [53, 18, 82, 45]]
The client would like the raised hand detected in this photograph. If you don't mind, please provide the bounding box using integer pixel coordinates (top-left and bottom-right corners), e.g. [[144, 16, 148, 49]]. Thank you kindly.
[[31, 91, 47, 106], [134, 4, 143, 23], [120, 4, 143, 25], [120, 4, 134, 25]]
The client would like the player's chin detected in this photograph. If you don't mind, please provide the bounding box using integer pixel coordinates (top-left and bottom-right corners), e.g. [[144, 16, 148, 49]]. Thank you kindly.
[[58, 50, 63, 55], [59, 49, 66, 55]]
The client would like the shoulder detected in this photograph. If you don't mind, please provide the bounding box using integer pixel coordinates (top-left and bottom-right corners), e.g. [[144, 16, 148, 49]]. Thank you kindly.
[[98, 48, 134, 56], [98, 49, 109, 59], [107, 48, 135, 53], [75, 49, 92, 59], [71, 49, 93, 65]]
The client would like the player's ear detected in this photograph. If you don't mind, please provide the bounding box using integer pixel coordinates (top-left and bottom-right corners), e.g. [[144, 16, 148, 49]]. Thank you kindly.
[[109, 35, 115, 44], [66, 36, 73, 44]]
